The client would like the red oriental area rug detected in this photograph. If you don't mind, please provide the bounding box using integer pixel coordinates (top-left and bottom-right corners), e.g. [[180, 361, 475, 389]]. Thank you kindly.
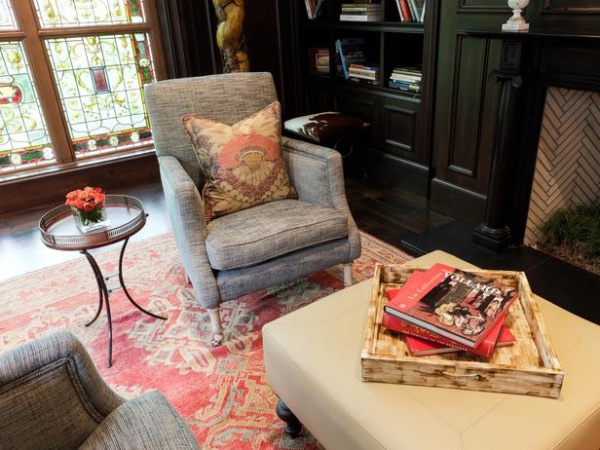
[[0, 231, 411, 449]]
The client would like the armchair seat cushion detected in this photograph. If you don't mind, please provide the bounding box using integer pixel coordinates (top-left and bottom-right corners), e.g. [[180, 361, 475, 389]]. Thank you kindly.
[[206, 199, 349, 271]]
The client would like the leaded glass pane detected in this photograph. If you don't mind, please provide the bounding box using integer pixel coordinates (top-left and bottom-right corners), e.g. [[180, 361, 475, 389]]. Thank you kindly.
[[0, 0, 16, 30], [0, 42, 55, 173], [45, 33, 155, 156], [33, 0, 146, 28]]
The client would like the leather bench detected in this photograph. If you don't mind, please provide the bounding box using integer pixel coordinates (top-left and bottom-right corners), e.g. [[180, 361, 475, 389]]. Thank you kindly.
[[263, 250, 600, 450]]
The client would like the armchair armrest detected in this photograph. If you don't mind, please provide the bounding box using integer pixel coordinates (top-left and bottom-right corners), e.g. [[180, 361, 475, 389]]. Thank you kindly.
[[282, 136, 361, 260], [282, 136, 349, 211], [0, 332, 124, 449], [79, 391, 200, 450], [158, 155, 221, 308]]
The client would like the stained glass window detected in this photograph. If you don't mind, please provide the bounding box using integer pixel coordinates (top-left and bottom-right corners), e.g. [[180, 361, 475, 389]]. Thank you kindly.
[[0, 0, 16, 30], [33, 0, 146, 28], [45, 33, 156, 156], [0, 0, 163, 178], [0, 42, 54, 172]]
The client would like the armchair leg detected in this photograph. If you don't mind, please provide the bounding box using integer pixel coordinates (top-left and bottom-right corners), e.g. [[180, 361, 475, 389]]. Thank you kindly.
[[343, 263, 353, 287], [208, 307, 224, 346]]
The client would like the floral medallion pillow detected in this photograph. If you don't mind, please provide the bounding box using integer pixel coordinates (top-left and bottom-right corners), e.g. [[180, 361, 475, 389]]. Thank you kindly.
[[182, 101, 298, 221]]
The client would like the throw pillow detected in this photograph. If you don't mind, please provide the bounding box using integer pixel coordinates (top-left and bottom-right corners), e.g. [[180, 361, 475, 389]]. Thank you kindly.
[[182, 101, 298, 221]]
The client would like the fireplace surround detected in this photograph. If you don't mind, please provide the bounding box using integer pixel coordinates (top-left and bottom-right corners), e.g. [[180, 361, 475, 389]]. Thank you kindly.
[[466, 28, 600, 251]]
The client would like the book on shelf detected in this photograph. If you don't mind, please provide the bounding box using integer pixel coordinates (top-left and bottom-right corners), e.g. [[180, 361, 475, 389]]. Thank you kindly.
[[383, 264, 519, 350], [314, 0, 326, 17], [335, 38, 368, 80], [349, 63, 379, 77], [390, 72, 421, 82], [403, 324, 515, 357], [388, 80, 421, 93], [309, 48, 330, 75], [303, 0, 318, 19], [340, 14, 381, 22], [411, 0, 426, 22], [395, 0, 412, 22], [349, 77, 379, 85]]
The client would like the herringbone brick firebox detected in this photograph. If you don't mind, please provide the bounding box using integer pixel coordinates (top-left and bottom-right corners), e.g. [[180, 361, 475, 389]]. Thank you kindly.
[[525, 87, 600, 246]]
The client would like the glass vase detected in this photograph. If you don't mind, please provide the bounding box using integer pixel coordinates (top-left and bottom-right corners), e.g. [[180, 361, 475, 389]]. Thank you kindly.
[[71, 202, 109, 233]]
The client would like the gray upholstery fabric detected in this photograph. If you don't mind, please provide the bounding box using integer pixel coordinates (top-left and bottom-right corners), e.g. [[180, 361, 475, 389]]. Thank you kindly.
[[206, 199, 349, 270], [80, 391, 198, 449], [144, 72, 361, 310], [0, 331, 200, 450]]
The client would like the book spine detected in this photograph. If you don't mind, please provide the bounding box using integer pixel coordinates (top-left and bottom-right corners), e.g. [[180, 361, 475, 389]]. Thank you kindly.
[[304, 0, 315, 19], [394, 0, 404, 20], [390, 74, 421, 82], [339, 14, 380, 21], [407, 0, 418, 21], [399, 0, 413, 22]]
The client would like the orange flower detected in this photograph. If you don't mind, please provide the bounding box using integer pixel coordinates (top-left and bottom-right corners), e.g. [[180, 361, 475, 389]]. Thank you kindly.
[[65, 186, 106, 211]]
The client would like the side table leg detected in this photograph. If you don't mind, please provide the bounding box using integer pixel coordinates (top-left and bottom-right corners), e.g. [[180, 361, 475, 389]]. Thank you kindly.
[[118, 237, 166, 321], [275, 399, 302, 439], [82, 250, 113, 367], [83, 251, 104, 326]]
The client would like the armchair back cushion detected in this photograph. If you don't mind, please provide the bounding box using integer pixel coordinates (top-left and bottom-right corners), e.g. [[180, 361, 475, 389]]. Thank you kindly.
[[146, 72, 279, 186]]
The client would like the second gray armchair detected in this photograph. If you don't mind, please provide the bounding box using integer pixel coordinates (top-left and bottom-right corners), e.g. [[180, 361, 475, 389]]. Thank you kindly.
[[145, 72, 361, 345]]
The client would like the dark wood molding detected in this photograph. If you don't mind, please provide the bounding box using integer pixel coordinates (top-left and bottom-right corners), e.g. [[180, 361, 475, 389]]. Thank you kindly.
[[0, 153, 160, 218]]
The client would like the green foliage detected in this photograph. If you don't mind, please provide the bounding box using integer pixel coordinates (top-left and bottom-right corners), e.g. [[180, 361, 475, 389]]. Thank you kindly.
[[541, 199, 600, 258]]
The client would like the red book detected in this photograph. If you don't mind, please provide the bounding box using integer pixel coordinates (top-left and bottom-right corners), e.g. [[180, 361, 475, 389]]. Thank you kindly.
[[403, 325, 515, 357], [399, 0, 413, 21], [381, 311, 510, 358], [384, 266, 519, 350]]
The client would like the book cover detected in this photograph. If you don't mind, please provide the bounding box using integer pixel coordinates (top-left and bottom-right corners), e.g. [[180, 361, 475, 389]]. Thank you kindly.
[[403, 325, 515, 357], [384, 266, 519, 349]]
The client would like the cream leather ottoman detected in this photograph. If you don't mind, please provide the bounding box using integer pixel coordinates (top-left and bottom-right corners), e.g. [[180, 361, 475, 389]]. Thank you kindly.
[[263, 250, 600, 450]]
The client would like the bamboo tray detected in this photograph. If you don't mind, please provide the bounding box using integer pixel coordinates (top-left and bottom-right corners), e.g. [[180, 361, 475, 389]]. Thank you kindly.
[[361, 264, 565, 398]]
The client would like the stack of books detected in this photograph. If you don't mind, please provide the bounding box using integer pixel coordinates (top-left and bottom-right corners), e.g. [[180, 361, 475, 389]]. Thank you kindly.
[[335, 38, 368, 80], [340, 2, 382, 22], [388, 66, 422, 93], [348, 63, 380, 85], [382, 263, 519, 358], [394, 0, 426, 23]]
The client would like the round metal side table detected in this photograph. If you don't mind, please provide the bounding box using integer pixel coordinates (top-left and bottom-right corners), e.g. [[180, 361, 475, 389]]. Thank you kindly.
[[39, 195, 166, 367]]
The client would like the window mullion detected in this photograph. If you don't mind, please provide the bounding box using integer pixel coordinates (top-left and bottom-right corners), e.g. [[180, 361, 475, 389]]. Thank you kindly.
[[14, 0, 72, 164]]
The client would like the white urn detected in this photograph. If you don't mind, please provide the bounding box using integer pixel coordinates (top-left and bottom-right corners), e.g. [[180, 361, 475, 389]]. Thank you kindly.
[[502, 0, 530, 32]]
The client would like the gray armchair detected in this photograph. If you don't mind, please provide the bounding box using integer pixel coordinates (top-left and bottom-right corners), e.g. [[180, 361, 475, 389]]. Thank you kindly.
[[144, 72, 361, 345], [0, 331, 200, 449]]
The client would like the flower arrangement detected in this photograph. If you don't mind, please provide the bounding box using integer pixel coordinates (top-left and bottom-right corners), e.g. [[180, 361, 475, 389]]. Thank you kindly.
[[65, 186, 108, 231]]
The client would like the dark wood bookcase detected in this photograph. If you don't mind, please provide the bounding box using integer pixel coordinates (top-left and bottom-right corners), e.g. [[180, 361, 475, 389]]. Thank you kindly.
[[286, 0, 440, 196]]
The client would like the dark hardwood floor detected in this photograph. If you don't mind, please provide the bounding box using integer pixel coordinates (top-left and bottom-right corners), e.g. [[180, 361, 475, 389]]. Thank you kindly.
[[1, 173, 598, 325]]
